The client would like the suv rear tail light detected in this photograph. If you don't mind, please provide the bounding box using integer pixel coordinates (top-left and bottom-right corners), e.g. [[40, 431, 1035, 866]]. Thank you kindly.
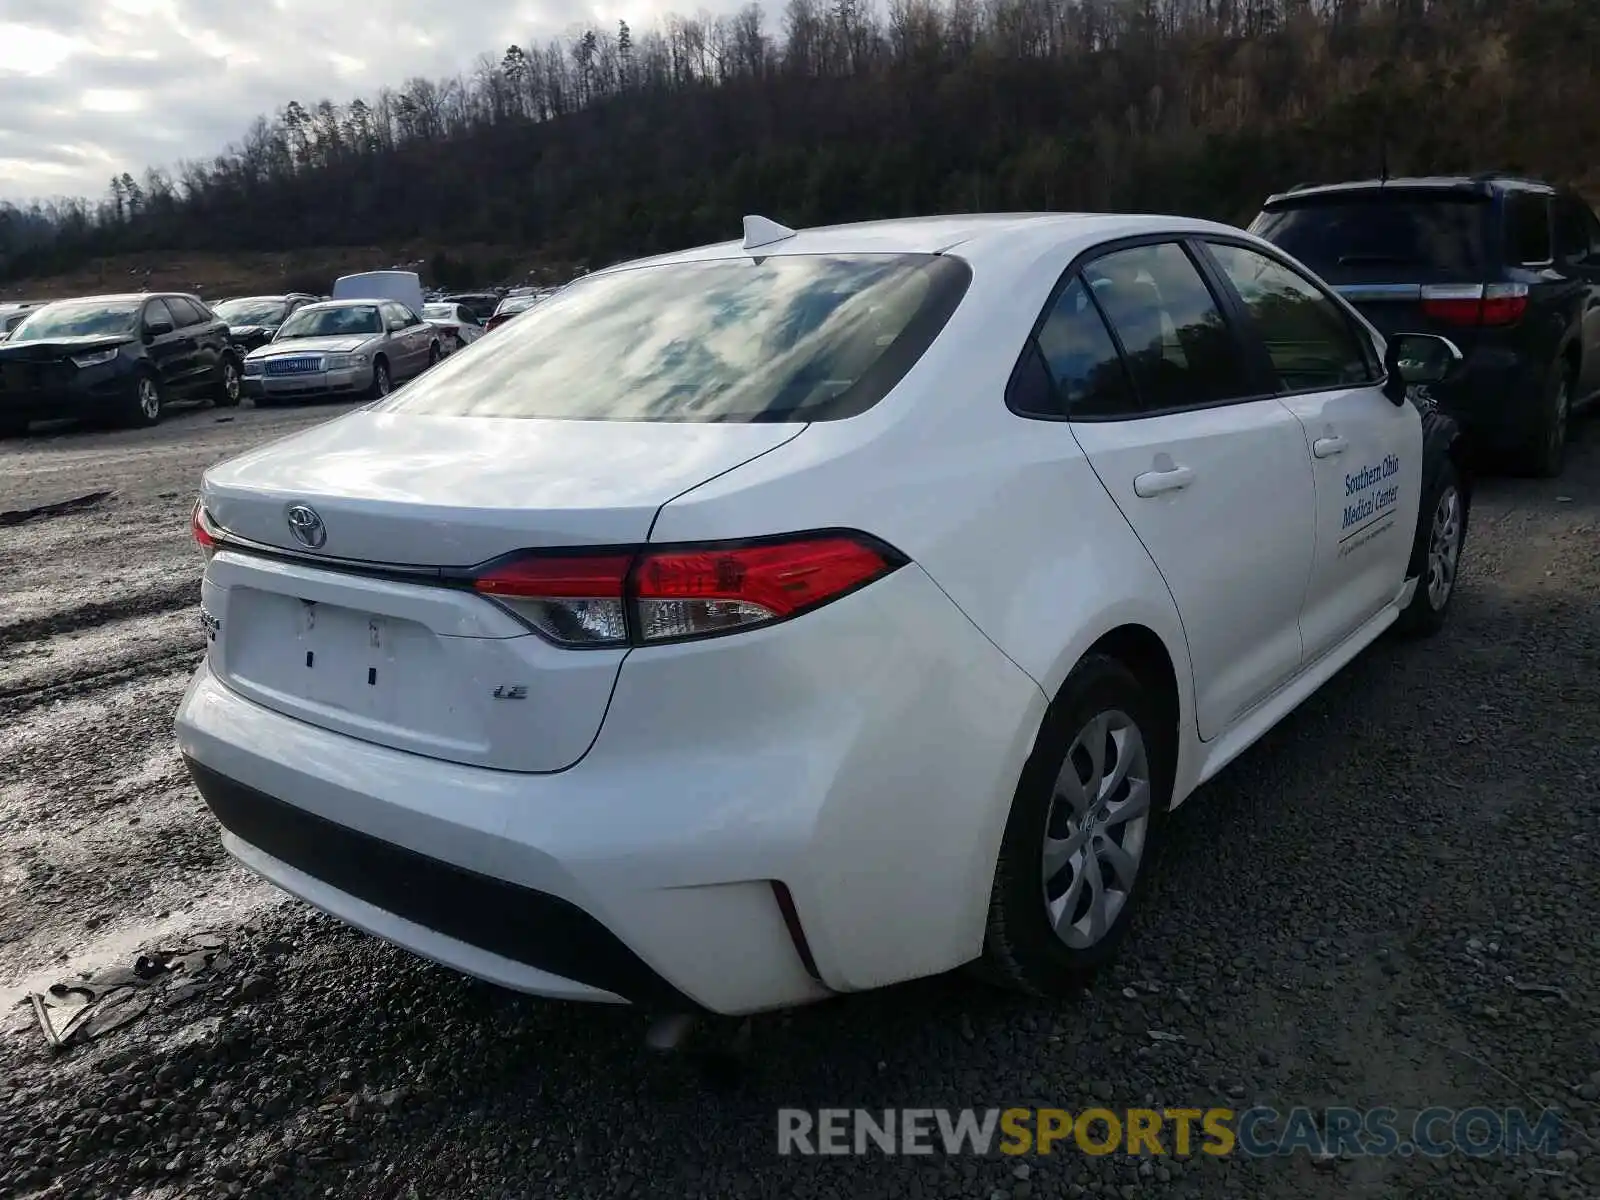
[[469, 532, 906, 648], [1421, 282, 1528, 327], [1480, 282, 1530, 326]]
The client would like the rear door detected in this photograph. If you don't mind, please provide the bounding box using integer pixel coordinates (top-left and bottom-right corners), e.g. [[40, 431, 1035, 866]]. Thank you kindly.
[[141, 299, 190, 388], [166, 296, 218, 391], [384, 302, 426, 377], [1199, 238, 1420, 665], [1060, 238, 1318, 740], [1249, 186, 1498, 351]]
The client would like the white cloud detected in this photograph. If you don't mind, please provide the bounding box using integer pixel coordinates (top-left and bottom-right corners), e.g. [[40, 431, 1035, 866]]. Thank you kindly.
[[0, 0, 750, 204]]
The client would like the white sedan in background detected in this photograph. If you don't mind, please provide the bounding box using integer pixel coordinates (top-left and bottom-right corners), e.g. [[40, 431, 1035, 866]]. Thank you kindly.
[[422, 302, 485, 355], [177, 212, 1470, 1016]]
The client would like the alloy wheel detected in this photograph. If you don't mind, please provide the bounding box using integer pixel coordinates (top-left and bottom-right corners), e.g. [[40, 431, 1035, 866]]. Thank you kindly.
[[223, 361, 240, 402], [1041, 709, 1152, 950], [1426, 484, 1462, 610], [1551, 376, 1570, 458], [138, 378, 160, 420]]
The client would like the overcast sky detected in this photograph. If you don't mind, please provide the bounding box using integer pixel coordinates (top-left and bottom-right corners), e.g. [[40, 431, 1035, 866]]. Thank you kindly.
[[0, 0, 744, 205]]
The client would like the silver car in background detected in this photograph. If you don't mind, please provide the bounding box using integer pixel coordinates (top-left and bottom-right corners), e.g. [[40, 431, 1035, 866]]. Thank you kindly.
[[241, 299, 441, 404]]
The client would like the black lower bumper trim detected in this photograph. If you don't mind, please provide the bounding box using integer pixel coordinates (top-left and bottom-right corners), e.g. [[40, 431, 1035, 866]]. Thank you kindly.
[[183, 757, 697, 1009]]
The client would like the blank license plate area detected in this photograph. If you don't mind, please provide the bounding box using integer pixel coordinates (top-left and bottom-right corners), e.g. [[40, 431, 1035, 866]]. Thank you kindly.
[[226, 588, 453, 730]]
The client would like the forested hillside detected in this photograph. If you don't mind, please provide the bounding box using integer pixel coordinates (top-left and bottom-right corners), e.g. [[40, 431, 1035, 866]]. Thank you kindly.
[[1, 0, 1595, 283]]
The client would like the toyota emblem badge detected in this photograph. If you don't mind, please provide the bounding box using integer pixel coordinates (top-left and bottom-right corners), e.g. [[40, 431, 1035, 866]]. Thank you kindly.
[[285, 504, 327, 550]]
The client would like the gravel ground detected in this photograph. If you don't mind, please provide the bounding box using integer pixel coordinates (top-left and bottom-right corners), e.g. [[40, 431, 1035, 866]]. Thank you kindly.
[[2, 400, 1598, 1200]]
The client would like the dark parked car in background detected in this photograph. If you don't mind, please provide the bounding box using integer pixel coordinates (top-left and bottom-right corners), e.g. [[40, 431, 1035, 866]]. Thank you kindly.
[[0, 293, 241, 434], [1250, 173, 1600, 476], [212, 293, 318, 354], [0, 301, 45, 342]]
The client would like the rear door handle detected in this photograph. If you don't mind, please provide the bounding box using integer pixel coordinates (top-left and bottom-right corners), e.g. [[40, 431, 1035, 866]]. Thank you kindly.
[[1133, 464, 1195, 498], [1313, 435, 1348, 459]]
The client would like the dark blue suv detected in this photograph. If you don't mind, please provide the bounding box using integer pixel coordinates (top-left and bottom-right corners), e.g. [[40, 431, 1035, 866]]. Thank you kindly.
[[1250, 173, 1600, 477]]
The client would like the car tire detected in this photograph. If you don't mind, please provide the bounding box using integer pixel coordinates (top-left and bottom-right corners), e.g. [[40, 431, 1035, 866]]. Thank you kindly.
[[125, 372, 164, 428], [213, 355, 242, 407], [427, 343, 442, 368], [1395, 457, 1468, 638], [1517, 359, 1573, 478], [369, 357, 392, 399], [976, 653, 1173, 997]]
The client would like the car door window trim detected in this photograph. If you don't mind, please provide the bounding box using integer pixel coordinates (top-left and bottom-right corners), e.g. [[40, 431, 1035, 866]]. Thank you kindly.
[[1005, 232, 1283, 424]]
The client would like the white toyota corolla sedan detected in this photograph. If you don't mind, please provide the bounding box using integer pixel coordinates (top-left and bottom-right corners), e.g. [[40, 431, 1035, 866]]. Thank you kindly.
[[175, 212, 1471, 1016]]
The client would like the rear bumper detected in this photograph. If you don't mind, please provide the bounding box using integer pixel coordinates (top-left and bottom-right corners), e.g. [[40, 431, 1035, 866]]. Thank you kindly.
[[186, 758, 686, 1006], [174, 564, 1045, 1014]]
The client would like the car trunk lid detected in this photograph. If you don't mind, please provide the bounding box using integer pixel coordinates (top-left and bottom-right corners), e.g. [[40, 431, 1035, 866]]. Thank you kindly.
[[201, 410, 805, 564], [198, 411, 806, 772]]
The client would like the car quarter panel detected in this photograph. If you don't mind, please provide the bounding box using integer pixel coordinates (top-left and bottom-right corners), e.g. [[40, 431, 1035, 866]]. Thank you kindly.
[[646, 236, 1205, 975]]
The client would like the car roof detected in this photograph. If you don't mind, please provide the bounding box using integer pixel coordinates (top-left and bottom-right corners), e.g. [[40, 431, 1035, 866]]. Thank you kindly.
[[296, 298, 384, 311], [1263, 174, 1557, 207], [589, 213, 1253, 277], [33, 293, 172, 304]]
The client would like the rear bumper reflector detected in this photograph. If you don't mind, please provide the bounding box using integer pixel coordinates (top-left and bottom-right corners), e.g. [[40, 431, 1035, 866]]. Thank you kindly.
[[182, 757, 699, 1010]]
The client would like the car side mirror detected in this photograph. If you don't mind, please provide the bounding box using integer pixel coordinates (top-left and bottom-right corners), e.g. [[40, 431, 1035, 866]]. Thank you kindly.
[[1382, 333, 1462, 405], [143, 320, 173, 340]]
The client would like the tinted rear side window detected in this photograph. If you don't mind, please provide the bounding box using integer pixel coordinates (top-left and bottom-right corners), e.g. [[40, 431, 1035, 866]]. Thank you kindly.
[[1251, 195, 1490, 274], [1081, 242, 1250, 411], [381, 254, 972, 423], [1034, 277, 1136, 418], [1503, 192, 1554, 266], [165, 296, 206, 326]]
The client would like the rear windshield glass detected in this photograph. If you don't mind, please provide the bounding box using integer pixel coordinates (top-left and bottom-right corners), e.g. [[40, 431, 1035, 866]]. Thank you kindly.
[[379, 253, 972, 423], [1250, 194, 1489, 274]]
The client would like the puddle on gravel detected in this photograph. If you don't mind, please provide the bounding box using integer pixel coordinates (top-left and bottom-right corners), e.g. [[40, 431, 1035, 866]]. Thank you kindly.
[[0, 885, 282, 1014]]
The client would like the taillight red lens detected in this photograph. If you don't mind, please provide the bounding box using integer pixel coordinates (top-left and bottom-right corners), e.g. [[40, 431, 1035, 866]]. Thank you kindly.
[[469, 534, 903, 648], [472, 553, 631, 646], [1480, 283, 1529, 326], [634, 537, 894, 642], [191, 501, 218, 560], [1420, 282, 1528, 327], [1420, 296, 1482, 325]]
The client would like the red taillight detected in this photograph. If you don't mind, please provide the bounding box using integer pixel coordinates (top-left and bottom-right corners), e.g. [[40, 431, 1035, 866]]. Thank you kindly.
[[1420, 283, 1528, 327], [469, 533, 903, 648], [1479, 283, 1529, 326], [191, 501, 218, 560], [472, 553, 631, 646]]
